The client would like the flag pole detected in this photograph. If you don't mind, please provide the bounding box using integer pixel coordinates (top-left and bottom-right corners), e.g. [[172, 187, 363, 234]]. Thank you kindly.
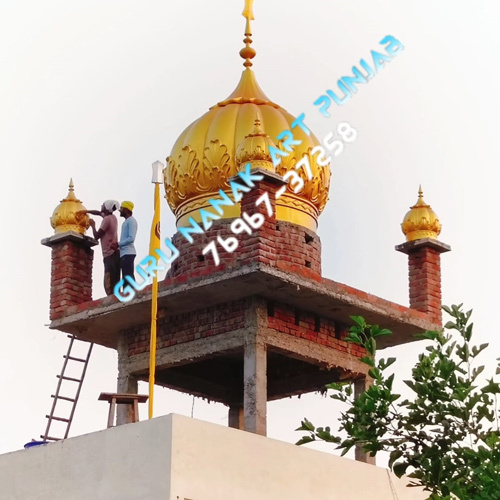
[[148, 160, 164, 419]]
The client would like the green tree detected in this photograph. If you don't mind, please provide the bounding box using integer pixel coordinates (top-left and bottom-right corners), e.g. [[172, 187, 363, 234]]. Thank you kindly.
[[296, 305, 500, 500]]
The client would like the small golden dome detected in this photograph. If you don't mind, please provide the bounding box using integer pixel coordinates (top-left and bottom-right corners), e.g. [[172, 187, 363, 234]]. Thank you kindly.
[[401, 186, 441, 241], [50, 179, 90, 235], [165, 3, 331, 232], [235, 118, 275, 172]]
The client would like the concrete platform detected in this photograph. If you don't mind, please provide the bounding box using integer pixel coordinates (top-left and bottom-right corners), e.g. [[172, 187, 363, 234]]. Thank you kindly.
[[0, 414, 427, 500], [49, 262, 438, 350]]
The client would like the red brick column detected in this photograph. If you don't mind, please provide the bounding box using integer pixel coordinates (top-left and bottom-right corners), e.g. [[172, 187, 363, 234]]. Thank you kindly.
[[239, 168, 282, 267], [42, 232, 97, 320], [395, 238, 450, 324], [239, 168, 322, 280]]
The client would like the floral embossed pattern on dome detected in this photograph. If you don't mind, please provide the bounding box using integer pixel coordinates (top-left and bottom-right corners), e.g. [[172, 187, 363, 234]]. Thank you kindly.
[[163, 4, 331, 231], [401, 186, 441, 242], [50, 179, 90, 235]]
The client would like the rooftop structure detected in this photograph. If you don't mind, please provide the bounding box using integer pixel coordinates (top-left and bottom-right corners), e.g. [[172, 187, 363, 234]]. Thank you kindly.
[[40, 0, 450, 466]]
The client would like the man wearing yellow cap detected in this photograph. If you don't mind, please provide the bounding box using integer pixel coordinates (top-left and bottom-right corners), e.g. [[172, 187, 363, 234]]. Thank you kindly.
[[115, 201, 138, 282]]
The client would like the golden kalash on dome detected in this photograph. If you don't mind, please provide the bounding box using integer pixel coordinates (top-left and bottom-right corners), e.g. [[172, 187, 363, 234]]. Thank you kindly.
[[164, 0, 330, 232]]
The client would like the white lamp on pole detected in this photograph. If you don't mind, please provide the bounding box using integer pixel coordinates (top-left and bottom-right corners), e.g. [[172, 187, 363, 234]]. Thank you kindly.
[[151, 160, 164, 184]]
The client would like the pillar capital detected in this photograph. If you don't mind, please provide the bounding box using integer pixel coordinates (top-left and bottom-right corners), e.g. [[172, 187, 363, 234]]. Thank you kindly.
[[229, 167, 287, 187], [395, 237, 451, 255], [41, 230, 97, 249]]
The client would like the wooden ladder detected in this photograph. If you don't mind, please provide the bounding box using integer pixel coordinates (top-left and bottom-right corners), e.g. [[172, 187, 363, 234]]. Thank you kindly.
[[41, 335, 94, 442]]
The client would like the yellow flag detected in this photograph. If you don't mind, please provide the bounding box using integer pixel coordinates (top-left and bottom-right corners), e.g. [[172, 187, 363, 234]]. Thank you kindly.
[[148, 182, 161, 419], [242, 0, 254, 21], [149, 183, 161, 258]]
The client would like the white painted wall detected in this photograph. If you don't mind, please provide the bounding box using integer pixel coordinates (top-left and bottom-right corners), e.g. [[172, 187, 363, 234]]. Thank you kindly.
[[0, 414, 427, 500]]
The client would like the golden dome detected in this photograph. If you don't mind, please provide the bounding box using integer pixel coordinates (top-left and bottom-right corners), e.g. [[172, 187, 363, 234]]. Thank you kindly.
[[50, 179, 90, 235], [164, 4, 330, 231], [401, 186, 441, 241]]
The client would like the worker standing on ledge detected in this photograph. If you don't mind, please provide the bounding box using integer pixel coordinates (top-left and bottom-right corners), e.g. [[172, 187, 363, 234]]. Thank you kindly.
[[79, 200, 120, 296], [112, 201, 138, 282]]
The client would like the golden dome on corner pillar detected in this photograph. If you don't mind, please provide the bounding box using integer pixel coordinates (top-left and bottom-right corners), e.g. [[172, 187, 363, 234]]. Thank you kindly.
[[401, 186, 442, 242], [50, 179, 90, 235]]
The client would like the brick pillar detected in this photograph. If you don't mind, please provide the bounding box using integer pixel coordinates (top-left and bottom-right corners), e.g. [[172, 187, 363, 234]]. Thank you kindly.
[[41, 232, 97, 320], [239, 168, 322, 280], [238, 167, 283, 268], [395, 238, 451, 324]]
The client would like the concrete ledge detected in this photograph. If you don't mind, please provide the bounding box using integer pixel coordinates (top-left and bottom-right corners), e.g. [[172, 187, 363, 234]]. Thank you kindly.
[[395, 237, 451, 254], [41, 231, 97, 248]]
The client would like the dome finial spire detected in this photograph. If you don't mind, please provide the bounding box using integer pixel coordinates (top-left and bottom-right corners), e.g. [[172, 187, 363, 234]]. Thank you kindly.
[[240, 0, 256, 68]]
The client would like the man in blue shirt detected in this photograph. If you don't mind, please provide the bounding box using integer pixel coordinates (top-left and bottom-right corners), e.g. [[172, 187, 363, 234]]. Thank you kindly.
[[113, 200, 138, 281]]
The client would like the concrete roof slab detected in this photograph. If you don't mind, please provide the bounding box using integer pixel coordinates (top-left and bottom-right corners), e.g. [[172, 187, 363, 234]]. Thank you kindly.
[[49, 262, 440, 350]]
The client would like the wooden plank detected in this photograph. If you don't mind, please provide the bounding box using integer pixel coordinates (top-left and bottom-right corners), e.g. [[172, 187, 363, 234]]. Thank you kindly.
[[98, 392, 148, 404]]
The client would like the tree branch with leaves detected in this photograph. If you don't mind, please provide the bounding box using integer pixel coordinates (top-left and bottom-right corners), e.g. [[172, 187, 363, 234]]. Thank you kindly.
[[296, 305, 500, 500]]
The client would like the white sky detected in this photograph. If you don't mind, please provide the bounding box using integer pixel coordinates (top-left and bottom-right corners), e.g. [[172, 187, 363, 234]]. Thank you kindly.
[[1, 0, 500, 461]]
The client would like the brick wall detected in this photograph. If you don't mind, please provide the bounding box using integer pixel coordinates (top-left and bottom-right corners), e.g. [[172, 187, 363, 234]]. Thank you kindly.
[[126, 297, 365, 361], [168, 220, 321, 281], [126, 299, 247, 356], [167, 174, 322, 283], [49, 240, 93, 320], [267, 302, 366, 358]]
